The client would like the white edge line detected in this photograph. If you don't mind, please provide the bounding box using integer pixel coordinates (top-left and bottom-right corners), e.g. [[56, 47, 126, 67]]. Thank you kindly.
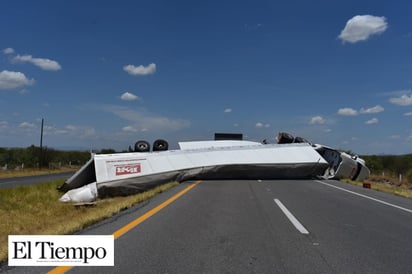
[[274, 199, 309, 234], [315, 180, 412, 214]]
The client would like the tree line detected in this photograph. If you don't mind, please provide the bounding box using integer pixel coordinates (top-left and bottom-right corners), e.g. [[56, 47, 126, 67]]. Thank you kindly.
[[0, 145, 116, 170], [361, 154, 412, 181]]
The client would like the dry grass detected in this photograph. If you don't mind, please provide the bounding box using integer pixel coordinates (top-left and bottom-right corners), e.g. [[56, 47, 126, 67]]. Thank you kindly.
[[0, 180, 179, 262], [0, 167, 79, 179], [344, 174, 412, 199]]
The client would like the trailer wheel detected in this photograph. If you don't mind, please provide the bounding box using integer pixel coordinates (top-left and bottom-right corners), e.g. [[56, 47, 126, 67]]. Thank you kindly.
[[153, 139, 168, 151], [134, 140, 150, 152], [294, 136, 308, 143], [277, 132, 294, 144]]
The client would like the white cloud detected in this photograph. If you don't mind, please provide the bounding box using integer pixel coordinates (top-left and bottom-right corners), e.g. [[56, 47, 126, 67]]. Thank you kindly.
[[0, 70, 35, 90], [336, 105, 383, 118], [44, 125, 68, 135], [19, 122, 36, 128], [13, 55, 62, 71], [3, 48, 14, 54], [99, 105, 190, 132], [337, 107, 358, 116], [123, 63, 156, 76], [360, 105, 384, 114], [65, 125, 77, 131], [404, 112, 412, 116], [255, 122, 270, 128], [309, 116, 326, 125], [120, 92, 139, 101], [365, 118, 379, 124], [224, 108, 232, 113], [122, 125, 148, 133], [45, 124, 96, 137], [122, 126, 139, 133], [389, 94, 412, 106], [338, 15, 388, 43]]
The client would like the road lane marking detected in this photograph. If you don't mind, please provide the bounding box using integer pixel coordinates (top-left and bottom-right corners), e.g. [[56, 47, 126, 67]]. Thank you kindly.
[[112, 180, 201, 239], [315, 180, 412, 214], [274, 199, 309, 234], [48, 180, 201, 274]]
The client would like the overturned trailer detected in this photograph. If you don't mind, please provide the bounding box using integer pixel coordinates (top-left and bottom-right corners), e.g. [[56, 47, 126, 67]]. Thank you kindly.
[[59, 133, 370, 203]]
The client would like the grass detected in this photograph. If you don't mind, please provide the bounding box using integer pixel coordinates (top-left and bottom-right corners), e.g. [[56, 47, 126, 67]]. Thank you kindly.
[[0, 180, 179, 263], [343, 174, 412, 199], [0, 167, 79, 179]]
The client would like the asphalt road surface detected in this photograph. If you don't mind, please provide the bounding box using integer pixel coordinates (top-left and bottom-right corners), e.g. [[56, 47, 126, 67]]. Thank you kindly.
[[0, 172, 73, 188], [4, 179, 412, 273]]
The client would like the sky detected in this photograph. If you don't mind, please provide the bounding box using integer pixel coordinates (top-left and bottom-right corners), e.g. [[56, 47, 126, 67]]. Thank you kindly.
[[1, 0, 412, 155]]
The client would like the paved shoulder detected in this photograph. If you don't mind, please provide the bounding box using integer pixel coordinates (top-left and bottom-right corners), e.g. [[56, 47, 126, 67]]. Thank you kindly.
[[0, 172, 74, 188]]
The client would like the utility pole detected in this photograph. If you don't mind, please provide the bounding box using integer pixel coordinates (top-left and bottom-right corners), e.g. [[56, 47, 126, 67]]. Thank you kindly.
[[39, 118, 44, 169]]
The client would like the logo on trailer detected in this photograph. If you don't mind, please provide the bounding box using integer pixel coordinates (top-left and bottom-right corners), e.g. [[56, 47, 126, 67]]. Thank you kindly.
[[115, 164, 141, 175]]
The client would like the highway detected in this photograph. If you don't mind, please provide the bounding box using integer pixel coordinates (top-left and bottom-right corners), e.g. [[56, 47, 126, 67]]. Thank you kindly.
[[0, 172, 73, 188], [5, 179, 412, 273]]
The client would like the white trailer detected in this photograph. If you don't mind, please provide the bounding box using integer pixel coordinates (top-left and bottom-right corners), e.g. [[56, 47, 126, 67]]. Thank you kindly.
[[59, 135, 370, 203]]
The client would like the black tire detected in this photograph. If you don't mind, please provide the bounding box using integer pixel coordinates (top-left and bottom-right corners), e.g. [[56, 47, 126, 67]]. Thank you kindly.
[[294, 136, 308, 143], [134, 140, 150, 152], [277, 132, 294, 144], [153, 139, 168, 151]]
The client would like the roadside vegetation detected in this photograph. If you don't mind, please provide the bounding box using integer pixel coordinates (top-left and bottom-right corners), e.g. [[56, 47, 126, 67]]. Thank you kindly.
[[362, 154, 412, 182], [357, 154, 412, 198], [0, 180, 179, 262], [0, 146, 118, 179], [0, 146, 91, 170]]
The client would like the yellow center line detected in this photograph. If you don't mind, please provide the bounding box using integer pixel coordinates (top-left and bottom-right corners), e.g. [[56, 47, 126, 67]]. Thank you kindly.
[[47, 180, 201, 274]]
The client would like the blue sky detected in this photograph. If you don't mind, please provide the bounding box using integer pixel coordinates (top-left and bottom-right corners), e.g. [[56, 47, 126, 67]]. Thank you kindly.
[[1, 0, 412, 155]]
